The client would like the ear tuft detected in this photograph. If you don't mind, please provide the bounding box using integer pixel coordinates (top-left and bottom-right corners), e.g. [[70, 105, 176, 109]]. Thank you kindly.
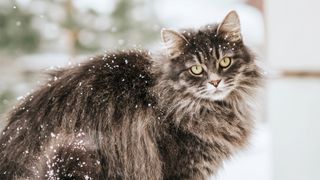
[[161, 29, 189, 58], [217, 11, 242, 42]]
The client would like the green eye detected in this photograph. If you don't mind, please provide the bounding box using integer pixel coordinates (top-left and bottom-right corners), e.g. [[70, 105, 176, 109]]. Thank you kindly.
[[190, 65, 203, 75], [219, 57, 232, 68]]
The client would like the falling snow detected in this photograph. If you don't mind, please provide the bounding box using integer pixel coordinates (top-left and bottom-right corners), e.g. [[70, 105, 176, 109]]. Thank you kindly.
[[50, 133, 56, 138], [16, 21, 21, 26], [118, 39, 125, 45]]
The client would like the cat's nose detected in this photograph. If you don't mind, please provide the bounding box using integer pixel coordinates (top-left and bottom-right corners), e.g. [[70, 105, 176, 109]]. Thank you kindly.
[[209, 79, 221, 88]]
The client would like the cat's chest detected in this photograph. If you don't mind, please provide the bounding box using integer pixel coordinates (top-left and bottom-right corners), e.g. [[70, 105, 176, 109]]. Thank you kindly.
[[159, 127, 227, 177], [188, 102, 242, 126]]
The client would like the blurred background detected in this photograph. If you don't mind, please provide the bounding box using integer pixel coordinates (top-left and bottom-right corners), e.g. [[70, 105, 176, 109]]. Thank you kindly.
[[0, 0, 319, 180]]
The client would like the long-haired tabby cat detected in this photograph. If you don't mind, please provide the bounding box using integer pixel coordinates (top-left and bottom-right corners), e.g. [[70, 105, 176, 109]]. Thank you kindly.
[[0, 11, 262, 180]]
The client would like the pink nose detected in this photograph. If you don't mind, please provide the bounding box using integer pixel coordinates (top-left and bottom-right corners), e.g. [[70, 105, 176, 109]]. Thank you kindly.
[[209, 79, 221, 88]]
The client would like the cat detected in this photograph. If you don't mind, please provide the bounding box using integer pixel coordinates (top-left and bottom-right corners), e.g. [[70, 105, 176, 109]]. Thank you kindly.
[[0, 11, 262, 180]]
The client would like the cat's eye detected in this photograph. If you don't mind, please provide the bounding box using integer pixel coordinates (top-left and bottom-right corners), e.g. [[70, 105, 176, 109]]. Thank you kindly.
[[219, 57, 232, 68], [190, 65, 203, 75]]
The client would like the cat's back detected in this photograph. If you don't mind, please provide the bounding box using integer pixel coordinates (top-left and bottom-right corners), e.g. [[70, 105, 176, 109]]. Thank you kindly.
[[2, 49, 156, 131], [85, 50, 155, 104], [0, 50, 158, 179]]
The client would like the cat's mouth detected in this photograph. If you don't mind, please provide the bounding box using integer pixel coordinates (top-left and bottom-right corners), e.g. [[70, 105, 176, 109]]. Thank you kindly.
[[209, 88, 226, 96], [206, 83, 225, 94], [204, 86, 232, 101], [213, 89, 223, 93]]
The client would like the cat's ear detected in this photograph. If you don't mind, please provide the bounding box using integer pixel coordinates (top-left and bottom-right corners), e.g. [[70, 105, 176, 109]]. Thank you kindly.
[[217, 10, 242, 42], [161, 29, 189, 58]]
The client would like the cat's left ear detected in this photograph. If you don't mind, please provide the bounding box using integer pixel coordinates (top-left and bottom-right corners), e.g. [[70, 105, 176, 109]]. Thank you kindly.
[[161, 29, 189, 58], [217, 10, 242, 42]]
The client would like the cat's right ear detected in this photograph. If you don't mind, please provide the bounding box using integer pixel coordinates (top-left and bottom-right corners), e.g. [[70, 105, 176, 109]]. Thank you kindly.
[[161, 29, 189, 58]]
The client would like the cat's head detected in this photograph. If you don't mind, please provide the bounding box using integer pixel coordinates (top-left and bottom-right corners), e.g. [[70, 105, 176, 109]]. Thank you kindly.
[[160, 11, 261, 102]]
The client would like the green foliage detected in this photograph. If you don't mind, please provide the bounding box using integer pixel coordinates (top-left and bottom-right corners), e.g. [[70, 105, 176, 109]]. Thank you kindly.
[[0, 6, 40, 54], [0, 0, 160, 54], [109, 0, 160, 47], [0, 89, 14, 115]]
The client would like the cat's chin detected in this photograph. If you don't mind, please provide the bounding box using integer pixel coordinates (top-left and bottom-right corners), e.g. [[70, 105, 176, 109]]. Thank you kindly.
[[201, 89, 232, 102], [207, 91, 229, 101]]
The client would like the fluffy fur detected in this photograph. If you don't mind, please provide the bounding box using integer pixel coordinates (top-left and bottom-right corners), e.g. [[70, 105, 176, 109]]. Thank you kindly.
[[0, 11, 262, 180]]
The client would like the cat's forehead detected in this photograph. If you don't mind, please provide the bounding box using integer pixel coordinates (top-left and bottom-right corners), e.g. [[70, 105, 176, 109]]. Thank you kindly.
[[181, 27, 240, 63], [184, 29, 223, 50], [190, 32, 214, 47]]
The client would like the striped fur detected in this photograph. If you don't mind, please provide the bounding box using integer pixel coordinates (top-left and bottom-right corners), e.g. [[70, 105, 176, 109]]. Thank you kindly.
[[0, 11, 262, 180]]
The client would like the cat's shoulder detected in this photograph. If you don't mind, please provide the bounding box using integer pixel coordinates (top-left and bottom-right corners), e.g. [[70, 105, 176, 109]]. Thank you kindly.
[[88, 49, 154, 83], [83, 50, 155, 102], [95, 49, 153, 75], [46, 50, 155, 105]]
